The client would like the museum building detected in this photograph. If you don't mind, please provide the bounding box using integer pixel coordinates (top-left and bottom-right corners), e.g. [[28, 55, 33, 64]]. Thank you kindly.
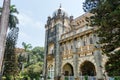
[[43, 6, 107, 80]]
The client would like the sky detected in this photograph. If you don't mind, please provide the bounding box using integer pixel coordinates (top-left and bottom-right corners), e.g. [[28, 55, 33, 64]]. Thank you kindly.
[[0, 0, 85, 48]]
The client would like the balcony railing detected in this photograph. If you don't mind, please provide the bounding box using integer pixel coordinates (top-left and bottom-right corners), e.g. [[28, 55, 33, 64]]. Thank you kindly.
[[61, 44, 98, 58], [62, 50, 73, 58], [77, 44, 95, 56]]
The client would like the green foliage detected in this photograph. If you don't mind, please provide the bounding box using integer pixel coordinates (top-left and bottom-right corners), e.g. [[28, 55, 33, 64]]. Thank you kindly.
[[83, 0, 120, 76], [114, 76, 120, 80], [0, 4, 20, 79], [22, 42, 32, 52], [0, 5, 19, 29], [105, 50, 120, 76], [21, 62, 43, 80], [32, 46, 44, 61], [9, 5, 19, 29], [65, 76, 68, 80], [84, 75, 88, 80], [19, 46, 44, 79], [4, 27, 19, 78]]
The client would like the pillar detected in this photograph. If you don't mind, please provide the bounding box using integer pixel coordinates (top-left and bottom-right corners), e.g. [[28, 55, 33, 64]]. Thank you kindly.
[[94, 50, 104, 80], [73, 39, 79, 80], [93, 34, 104, 80]]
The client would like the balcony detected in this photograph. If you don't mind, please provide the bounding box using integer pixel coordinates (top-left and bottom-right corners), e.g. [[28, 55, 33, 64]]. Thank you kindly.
[[62, 50, 73, 59], [61, 45, 98, 58], [77, 44, 95, 56], [46, 53, 54, 60]]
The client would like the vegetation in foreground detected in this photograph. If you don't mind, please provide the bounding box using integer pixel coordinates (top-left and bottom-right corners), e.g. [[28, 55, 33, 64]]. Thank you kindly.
[[0, 5, 44, 80]]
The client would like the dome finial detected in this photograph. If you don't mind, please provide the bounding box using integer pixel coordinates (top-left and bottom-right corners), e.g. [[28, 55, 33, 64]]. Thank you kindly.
[[59, 3, 62, 8]]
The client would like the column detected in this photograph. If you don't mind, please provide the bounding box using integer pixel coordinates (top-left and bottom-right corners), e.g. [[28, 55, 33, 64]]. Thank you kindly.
[[73, 39, 79, 80], [94, 50, 103, 80], [55, 25, 61, 80], [93, 34, 103, 80]]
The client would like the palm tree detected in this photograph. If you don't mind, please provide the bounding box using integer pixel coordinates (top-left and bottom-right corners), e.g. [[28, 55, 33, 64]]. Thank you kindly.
[[0, 1, 19, 77], [0, 0, 10, 75], [0, 5, 19, 29], [22, 42, 32, 52], [18, 42, 32, 71]]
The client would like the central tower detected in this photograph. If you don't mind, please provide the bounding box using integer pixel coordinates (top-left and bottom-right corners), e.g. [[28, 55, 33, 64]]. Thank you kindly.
[[43, 5, 73, 80]]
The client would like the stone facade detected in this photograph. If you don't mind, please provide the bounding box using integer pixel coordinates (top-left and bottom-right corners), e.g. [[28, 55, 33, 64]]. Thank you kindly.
[[43, 6, 107, 80]]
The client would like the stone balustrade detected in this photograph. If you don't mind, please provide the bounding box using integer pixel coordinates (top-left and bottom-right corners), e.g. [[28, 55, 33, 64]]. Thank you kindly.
[[62, 50, 73, 58], [77, 44, 95, 56], [61, 45, 96, 58]]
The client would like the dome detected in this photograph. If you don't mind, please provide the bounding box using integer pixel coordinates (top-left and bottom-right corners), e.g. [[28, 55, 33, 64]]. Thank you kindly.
[[52, 6, 68, 17]]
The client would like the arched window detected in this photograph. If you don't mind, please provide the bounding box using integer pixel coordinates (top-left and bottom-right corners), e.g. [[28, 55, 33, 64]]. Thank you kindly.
[[48, 65, 54, 79]]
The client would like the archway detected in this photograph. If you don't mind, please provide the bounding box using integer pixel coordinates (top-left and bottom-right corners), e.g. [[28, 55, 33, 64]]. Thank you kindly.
[[80, 61, 96, 76], [63, 63, 74, 76]]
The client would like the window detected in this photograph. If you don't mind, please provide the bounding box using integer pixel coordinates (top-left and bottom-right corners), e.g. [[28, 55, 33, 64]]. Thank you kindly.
[[48, 65, 54, 79], [83, 40, 86, 46], [83, 37, 87, 46], [71, 45, 73, 49], [90, 37, 93, 44]]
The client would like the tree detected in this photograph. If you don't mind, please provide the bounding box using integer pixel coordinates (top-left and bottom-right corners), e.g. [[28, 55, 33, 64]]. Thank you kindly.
[[21, 62, 43, 80], [0, 5, 19, 29], [3, 27, 19, 80], [32, 46, 44, 61], [22, 42, 32, 52], [0, 3, 19, 74], [20, 46, 44, 80], [105, 50, 120, 76], [18, 42, 32, 71], [0, 0, 10, 74], [83, 0, 120, 76]]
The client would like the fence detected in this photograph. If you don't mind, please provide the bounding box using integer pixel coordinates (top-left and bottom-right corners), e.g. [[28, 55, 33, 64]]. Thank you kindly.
[[62, 76, 119, 80]]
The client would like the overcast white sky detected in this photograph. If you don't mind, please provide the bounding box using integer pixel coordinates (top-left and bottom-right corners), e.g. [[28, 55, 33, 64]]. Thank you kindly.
[[0, 0, 85, 48]]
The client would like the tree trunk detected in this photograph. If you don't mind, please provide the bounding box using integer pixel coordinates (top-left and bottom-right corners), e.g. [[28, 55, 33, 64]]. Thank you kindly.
[[0, 0, 10, 74]]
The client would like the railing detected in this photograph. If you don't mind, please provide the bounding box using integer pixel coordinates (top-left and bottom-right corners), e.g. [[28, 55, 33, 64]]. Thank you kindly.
[[62, 50, 73, 58], [79, 76, 96, 80], [62, 76, 117, 80], [77, 45, 95, 55], [64, 76, 96, 80], [62, 45, 95, 58], [64, 76, 74, 80]]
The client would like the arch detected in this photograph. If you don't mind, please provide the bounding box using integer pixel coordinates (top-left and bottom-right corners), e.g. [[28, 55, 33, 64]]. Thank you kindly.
[[63, 63, 74, 76], [80, 60, 96, 76]]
